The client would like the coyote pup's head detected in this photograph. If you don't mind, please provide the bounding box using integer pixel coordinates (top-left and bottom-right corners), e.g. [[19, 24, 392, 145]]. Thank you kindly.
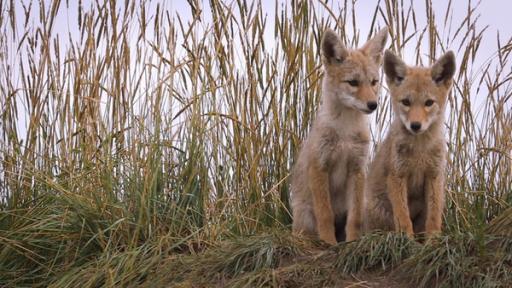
[[384, 50, 456, 134], [321, 28, 388, 114]]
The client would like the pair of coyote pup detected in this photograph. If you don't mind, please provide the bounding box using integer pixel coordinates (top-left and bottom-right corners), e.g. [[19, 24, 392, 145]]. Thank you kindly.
[[290, 27, 456, 244]]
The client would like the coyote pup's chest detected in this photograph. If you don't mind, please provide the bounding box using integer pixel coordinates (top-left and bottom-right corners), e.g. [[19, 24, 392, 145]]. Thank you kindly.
[[328, 128, 369, 196], [393, 139, 445, 178], [322, 126, 370, 170]]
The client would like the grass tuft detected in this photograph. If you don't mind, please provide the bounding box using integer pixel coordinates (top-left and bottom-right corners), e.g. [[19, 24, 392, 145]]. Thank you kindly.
[[333, 232, 418, 275], [399, 233, 512, 287]]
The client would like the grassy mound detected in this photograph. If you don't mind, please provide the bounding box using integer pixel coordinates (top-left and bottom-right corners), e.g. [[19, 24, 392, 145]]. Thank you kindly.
[[1, 194, 511, 287]]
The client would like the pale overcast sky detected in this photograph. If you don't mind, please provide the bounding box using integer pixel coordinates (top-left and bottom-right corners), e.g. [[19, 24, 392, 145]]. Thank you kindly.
[[7, 0, 511, 126], [10, 0, 510, 70]]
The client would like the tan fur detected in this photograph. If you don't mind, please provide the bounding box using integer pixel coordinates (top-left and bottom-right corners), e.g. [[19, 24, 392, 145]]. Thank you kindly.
[[291, 28, 388, 244], [364, 50, 456, 238]]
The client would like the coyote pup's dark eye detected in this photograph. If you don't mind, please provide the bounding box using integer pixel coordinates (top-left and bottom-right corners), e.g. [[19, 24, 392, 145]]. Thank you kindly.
[[371, 79, 378, 86], [425, 99, 434, 107], [401, 99, 411, 106], [346, 80, 359, 87]]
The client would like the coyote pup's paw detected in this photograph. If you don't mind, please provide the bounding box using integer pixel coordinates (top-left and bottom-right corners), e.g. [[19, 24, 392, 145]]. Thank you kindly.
[[345, 224, 362, 242], [319, 232, 337, 245]]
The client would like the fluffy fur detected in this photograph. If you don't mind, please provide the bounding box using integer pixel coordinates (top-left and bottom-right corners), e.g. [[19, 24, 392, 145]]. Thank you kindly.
[[364, 50, 456, 237], [291, 28, 388, 244]]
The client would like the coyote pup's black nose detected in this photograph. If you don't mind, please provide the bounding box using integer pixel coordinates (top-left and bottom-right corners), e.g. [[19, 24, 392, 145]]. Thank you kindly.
[[367, 101, 378, 111], [410, 122, 422, 132]]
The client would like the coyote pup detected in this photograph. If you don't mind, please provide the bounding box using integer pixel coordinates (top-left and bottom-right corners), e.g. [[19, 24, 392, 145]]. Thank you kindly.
[[365, 50, 456, 237], [291, 28, 388, 244]]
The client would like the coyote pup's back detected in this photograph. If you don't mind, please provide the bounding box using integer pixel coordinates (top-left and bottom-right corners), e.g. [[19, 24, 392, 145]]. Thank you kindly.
[[291, 28, 388, 244], [364, 50, 456, 237]]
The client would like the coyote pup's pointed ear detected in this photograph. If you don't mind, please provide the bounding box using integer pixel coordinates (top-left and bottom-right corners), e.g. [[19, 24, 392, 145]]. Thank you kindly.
[[361, 27, 388, 63], [431, 51, 456, 86], [384, 50, 407, 85], [321, 29, 348, 65]]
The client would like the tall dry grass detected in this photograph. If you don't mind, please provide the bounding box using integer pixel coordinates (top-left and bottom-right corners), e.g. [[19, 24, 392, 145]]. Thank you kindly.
[[0, 0, 511, 286]]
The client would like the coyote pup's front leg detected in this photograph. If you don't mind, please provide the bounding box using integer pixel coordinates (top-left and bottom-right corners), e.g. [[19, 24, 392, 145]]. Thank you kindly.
[[309, 163, 337, 245], [345, 170, 365, 241], [387, 173, 414, 237], [424, 173, 444, 234]]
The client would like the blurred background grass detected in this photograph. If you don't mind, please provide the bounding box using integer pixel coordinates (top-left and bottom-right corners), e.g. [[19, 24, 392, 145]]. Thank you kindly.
[[0, 0, 511, 286]]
